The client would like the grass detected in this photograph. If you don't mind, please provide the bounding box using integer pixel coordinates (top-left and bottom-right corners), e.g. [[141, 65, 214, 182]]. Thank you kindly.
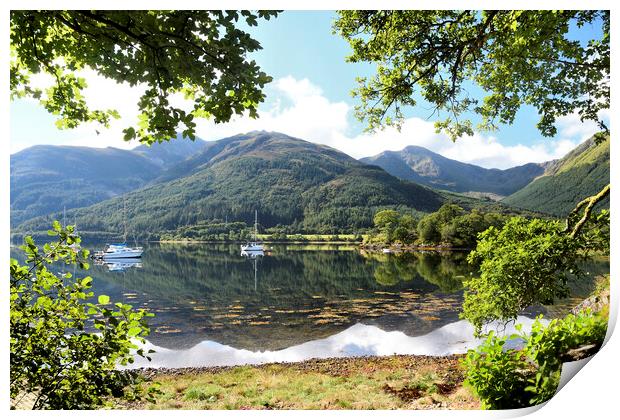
[[122, 355, 480, 410]]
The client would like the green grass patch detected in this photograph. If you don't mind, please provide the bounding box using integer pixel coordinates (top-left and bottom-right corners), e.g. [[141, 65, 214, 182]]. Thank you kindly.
[[124, 356, 479, 410]]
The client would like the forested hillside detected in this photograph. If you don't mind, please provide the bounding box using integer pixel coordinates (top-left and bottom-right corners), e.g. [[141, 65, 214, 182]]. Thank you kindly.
[[10, 146, 161, 226], [16, 132, 446, 237], [503, 136, 610, 216], [10, 137, 205, 226]]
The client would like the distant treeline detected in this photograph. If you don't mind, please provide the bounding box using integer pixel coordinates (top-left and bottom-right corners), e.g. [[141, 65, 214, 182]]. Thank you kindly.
[[365, 204, 509, 249]]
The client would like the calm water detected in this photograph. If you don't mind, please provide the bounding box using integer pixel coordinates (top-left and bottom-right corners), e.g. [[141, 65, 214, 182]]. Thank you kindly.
[[11, 242, 609, 368]]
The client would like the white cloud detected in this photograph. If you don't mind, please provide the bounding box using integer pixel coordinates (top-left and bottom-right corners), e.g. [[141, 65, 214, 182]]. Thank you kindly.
[[12, 74, 601, 169], [192, 76, 594, 169]]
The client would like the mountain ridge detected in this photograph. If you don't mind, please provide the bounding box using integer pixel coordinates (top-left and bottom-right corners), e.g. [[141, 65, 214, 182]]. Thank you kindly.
[[361, 145, 551, 197], [15, 132, 447, 237], [502, 136, 610, 216]]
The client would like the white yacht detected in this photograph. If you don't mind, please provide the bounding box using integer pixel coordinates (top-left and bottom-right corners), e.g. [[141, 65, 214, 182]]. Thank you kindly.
[[97, 243, 143, 259], [241, 210, 264, 252], [95, 198, 143, 259]]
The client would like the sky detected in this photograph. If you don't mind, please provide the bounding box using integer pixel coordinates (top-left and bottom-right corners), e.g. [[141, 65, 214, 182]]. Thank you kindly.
[[9, 10, 609, 169]]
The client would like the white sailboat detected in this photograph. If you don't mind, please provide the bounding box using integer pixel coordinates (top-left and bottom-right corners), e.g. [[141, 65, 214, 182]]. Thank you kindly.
[[96, 199, 143, 259], [241, 210, 264, 252]]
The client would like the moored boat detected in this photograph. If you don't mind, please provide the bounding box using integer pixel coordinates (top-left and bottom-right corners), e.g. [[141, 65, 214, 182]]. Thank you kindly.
[[95, 243, 143, 259], [241, 210, 264, 252]]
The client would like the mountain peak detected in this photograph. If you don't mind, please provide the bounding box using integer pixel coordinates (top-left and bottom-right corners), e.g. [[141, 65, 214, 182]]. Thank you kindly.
[[361, 144, 548, 197]]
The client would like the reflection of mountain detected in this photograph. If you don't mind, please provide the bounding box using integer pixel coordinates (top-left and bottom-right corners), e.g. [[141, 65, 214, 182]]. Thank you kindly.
[[11, 244, 604, 353]]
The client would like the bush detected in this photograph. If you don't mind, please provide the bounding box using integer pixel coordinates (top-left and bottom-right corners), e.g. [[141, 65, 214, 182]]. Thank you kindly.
[[463, 310, 608, 409], [10, 222, 155, 409]]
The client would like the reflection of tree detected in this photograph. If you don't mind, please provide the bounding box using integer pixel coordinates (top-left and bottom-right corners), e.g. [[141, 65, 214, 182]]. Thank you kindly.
[[415, 253, 473, 293], [373, 253, 419, 286], [363, 251, 474, 293]]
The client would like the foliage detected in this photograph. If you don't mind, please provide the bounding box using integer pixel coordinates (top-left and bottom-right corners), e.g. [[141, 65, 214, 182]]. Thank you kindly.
[[10, 10, 278, 144], [10, 222, 154, 409], [335, 11, 609, 140], [461, 331, 533, 409], [417, 204, 465, 244], [372, 209, 417, 244], [462, 217, 582, 334], [463, 310, 608, 409], [366, 204, 507, 248]]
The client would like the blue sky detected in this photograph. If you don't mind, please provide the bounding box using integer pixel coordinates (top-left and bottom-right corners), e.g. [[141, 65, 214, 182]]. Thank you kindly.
[[10, 10, 608, 169]]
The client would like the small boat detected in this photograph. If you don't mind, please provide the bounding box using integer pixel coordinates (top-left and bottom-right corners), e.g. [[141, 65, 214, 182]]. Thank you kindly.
[[241, 210, 264, 252], [95, 198, 143, 259], [96, 243, 143, 259], [382, 248, 393, 254]]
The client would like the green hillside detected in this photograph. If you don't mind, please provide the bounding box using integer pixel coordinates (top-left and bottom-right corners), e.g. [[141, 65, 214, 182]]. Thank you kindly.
[[10, 137, 205, 227], [502, 136, 610, 216], [16, 132, 446, 237], [10, 146, 161, 226]]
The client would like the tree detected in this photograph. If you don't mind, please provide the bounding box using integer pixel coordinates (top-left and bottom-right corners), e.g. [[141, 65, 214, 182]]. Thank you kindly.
[[10, 222, 154, 409], [417, 203, 464, 244], [334, 10, 609, 141], [10, 10, 278, 144], [462, 217, 581, 334], [373, 209, 401, 242], [462, 203, 610, 334]]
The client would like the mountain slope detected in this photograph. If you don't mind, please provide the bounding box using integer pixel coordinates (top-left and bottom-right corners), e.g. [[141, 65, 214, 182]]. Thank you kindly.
[[17, 132, 446, 236], [133, 134, 206, 167], [10, 145, 161, 226], [361, 145, 549, 197], [502, 136, 610, 216], [10, 136, 206, 227]]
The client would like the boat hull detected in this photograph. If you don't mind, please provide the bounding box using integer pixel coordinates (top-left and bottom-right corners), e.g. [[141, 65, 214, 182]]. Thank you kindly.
[[241, 245, 264, 252], [102, 249, 143, 259]]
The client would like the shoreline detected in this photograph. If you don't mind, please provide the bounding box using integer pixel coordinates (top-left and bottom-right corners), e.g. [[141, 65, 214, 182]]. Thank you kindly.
[[130, 353, 467, 378]]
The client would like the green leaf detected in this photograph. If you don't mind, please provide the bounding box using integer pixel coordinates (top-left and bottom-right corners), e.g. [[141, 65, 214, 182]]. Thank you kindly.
[[98, 295, 110, 305], [127, 327, 142, 337]]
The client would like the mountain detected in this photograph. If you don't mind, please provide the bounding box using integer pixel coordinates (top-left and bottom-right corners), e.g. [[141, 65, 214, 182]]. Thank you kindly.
[[502, 136, 610, 216], [10, 145, 161, 226], [17, 132, 446, 237], [10, 136, 205, 227], [133, 133, 206, 167], [361, 145, 549, 197]]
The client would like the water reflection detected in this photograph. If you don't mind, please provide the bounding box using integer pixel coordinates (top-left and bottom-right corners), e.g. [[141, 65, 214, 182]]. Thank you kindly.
[[241, 249, 263, 291], [128, 316, 545, 369], [10, 243, 608, 360], [93, 258, 143, 272]]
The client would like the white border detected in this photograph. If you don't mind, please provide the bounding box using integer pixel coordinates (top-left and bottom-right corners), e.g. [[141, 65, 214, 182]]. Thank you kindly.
[[3, 1, 617, 419]]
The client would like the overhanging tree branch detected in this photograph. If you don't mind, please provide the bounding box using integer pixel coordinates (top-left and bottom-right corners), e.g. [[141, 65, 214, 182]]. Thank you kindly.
[[564, 183, 610, 238]]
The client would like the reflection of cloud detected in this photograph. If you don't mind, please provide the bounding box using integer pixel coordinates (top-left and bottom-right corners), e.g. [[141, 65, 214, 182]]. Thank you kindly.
[[127, 316, 546, 369]]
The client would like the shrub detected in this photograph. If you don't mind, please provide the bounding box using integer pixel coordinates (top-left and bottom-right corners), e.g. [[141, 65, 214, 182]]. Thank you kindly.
[[10, 222, 155, 409], [463, 310, 608, 409]]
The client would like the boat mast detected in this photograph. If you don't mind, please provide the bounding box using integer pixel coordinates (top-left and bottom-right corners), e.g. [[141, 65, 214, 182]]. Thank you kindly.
[[254, 210, 258, 242], [123, 198, 127, 243]]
